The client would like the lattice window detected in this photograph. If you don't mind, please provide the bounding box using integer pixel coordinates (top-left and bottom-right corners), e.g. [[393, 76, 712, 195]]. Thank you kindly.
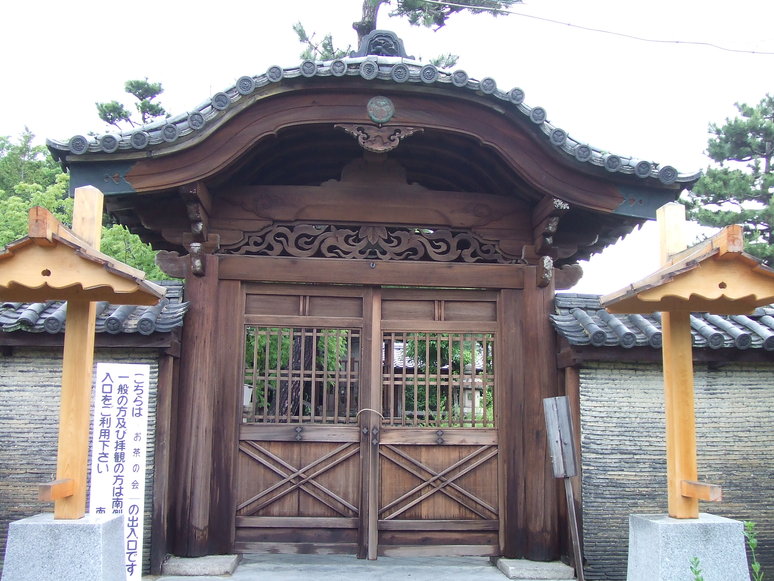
[[382, 332, 495, 428], [243, 327, 360, 424]]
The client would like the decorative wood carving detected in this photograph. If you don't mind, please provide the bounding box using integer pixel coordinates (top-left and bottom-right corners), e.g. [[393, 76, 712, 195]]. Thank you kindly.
[[336, 124, 423, 153], [537, 256, 553, 288], [179, 182, 212, 243], [533, 197, 570, 258], [156, 233, 220, 277], [554, 264, 583, 290], [220, 224, 520, 264]]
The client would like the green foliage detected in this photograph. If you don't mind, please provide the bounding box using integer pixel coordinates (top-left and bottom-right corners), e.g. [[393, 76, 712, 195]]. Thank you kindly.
[[689, 557, 704, 581], [388, 0, 519, 30], [0, 173, 73, 247], [100, 223, 168, 280], [0, 133, 170, 279], [293, 22, 350, 61], [685, 94, 774, 264], [96, 79, 167, 130], [744, 521, 764, 581], [244, 327, 352, 414], [95, 101, 133, 130], [401, 333, 494, 426], [296, 1, 518, 68], [0, 129, 60, 195], [429, 52, 459, 69], [689, 556, 704, 581]]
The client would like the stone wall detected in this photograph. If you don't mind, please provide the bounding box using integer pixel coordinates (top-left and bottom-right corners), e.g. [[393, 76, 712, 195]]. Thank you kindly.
[[578, 361, 774, 580], [0, 348, 159, 576]]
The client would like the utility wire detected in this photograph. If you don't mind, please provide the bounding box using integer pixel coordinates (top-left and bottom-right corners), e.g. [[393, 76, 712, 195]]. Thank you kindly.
[[421, 0, 774, 55]]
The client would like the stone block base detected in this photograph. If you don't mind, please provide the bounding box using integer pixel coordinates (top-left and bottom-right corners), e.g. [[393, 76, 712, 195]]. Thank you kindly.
[[161, 554, 240, 576], [627, 513, 750, 581], [496, 558, 575, 580], [1, 513, 125, 581]]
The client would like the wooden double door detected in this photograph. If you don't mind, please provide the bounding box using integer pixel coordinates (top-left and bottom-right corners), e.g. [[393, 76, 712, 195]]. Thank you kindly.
[[234, 285, 501, 558]]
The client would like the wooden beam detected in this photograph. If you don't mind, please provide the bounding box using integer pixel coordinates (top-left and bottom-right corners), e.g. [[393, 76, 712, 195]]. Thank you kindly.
[[38, 479, 74, 502], [219, 256, 525, 289], [681, 480, 723, 502]]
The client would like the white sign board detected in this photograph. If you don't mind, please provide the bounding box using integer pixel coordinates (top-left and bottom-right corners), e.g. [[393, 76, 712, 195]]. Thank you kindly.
[[89, 362, 150, 580]]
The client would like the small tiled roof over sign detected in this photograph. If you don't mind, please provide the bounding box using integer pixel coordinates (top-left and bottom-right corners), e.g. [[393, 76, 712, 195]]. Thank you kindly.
[[552, 293, 774, 351], [0, 281, 187, 336]]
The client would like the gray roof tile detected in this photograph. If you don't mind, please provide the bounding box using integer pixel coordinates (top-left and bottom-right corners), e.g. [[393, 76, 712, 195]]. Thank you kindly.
[[552, 293, 774, 351], [0, 281, 186, 335]]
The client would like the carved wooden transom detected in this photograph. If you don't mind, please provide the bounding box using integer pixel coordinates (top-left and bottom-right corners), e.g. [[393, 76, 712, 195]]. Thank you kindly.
[[219, 223, 521, 264]]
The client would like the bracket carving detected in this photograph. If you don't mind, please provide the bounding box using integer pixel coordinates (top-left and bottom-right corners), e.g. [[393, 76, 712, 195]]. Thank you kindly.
[[183, 233, 220, 277], [179, 182, 212, 243], [336, 124, 423, 153], [532, 197, 570, 258]]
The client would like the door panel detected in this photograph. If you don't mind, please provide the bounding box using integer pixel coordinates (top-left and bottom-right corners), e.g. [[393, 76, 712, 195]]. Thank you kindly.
[[375, 292, 499, 556], [235, 286, 500, 557]]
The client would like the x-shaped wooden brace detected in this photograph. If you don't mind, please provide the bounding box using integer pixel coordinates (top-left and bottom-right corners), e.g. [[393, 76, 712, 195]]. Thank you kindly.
[[379, 444, 498, 520], [237, 441, 359, 517]]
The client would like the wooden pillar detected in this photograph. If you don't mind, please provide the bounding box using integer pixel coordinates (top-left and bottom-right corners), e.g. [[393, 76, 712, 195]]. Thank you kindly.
[[658, 203, 699, 518], [498, 267, 561, 560], [208, 279, 244, 552], [172, 255, 220, 555], [151, 350, 178, 573], [497, 287, 524, 557], [54, 186, 102, 519], [359, 287, 382, 559], [521, 267, 560, 559]]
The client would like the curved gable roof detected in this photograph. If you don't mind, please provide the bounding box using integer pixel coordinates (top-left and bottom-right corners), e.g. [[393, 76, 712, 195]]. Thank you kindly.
[[45, 32, 700, 264], [47, 32, 698, 190]]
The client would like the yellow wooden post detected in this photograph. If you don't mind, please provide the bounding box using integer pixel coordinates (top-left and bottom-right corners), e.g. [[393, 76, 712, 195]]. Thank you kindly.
[[657, 203, 698, 518], [54, 186, 103, 519]]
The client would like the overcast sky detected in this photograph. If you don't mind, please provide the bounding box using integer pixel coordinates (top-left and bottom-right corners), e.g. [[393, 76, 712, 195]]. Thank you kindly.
[[4, 0, 773, 292]]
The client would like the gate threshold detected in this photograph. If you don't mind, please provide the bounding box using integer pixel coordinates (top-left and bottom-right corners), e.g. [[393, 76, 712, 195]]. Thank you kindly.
[[147, 553, 517, 580]]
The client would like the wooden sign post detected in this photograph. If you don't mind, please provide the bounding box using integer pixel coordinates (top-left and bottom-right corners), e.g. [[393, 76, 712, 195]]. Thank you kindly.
[[600, 202, 774, 518], [0, 185, 165, 520], [658, 204, 702, 519], [51, 187, 102, 519]]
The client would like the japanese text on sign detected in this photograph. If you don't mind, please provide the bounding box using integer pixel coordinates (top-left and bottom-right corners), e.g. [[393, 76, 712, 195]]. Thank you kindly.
[[89, 363, 150, 581]]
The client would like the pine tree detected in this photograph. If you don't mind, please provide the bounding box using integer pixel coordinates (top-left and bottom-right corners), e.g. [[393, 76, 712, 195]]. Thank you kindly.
[[296, 0, 520, 67], [95, 78, 167, 131], [685, 95, 774, 264]]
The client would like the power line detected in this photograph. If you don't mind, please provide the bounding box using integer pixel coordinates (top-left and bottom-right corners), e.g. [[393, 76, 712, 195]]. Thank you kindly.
[[421, 0, 774, 55]]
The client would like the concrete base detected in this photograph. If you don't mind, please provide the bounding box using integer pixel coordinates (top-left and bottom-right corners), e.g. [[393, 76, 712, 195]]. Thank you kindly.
[[161, 555, 240, 576], [1, 512, 125, 581], [627, 513, 750, 581], [496, 558, 575, 580]]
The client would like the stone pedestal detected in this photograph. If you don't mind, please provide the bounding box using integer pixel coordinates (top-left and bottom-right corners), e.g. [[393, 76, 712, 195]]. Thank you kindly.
[[1, 513, 125, 581], [627, 513, 750, 581]]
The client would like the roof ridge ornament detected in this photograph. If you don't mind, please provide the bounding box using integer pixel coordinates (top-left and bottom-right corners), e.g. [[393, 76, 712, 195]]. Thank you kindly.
[[351, 30, 414, 58]]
